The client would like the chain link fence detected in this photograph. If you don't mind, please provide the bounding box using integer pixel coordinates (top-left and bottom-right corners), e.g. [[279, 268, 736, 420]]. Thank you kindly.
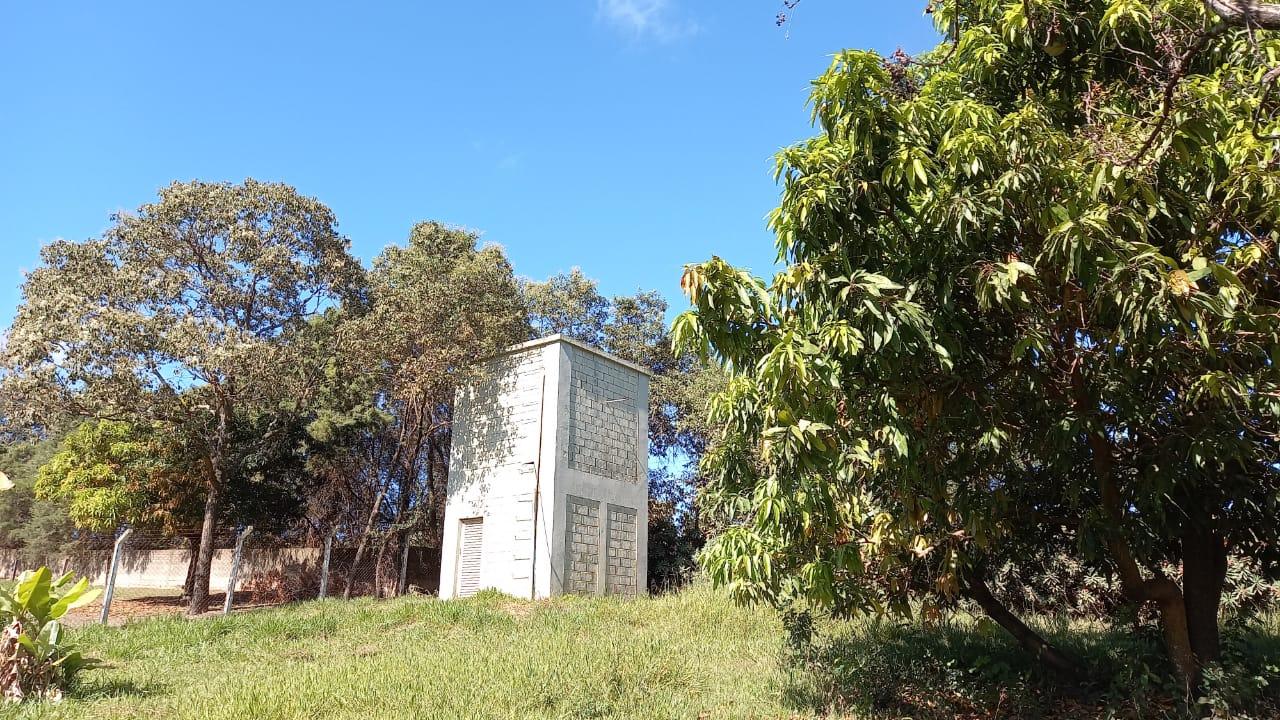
[[2, 525, 441, 625]]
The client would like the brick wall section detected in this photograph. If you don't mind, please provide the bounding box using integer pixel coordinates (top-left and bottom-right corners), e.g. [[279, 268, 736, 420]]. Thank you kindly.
[[564, 496, 601, 594], [566, 347, 640, 483], [605, 505, 638, 596]]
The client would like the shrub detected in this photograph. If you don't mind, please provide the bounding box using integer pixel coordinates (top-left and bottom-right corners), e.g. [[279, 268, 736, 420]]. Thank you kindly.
[[0, 567, 99, 702]]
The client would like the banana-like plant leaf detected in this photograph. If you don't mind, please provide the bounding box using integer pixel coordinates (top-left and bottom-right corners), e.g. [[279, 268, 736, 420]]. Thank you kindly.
[[15, 567, 52, 615], [49, 580, 99, 620], [38, 620, 61, 647], [15, 632, 39, 659], [53, 650, 99, 673], [1, 564, 101, 697]]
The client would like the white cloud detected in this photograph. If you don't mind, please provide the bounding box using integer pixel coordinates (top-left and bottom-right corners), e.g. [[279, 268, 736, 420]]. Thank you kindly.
[[597, 0, 699, 42]]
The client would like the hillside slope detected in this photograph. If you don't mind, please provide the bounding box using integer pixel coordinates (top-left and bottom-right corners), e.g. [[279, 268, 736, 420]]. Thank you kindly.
[[4, 585, 792, 720], [2, 584, 1277, 719]]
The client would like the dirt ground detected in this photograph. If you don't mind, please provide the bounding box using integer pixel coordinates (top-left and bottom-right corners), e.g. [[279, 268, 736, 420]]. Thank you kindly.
[[63, 587, 292, 627]]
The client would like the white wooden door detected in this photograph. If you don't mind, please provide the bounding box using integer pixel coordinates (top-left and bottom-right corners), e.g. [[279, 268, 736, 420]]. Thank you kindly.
[[456, 517, 484, 597]]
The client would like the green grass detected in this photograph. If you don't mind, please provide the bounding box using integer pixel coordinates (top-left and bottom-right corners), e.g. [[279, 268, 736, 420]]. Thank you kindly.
[[2, 584, 1277, 720], [4, 584, 793, 720]]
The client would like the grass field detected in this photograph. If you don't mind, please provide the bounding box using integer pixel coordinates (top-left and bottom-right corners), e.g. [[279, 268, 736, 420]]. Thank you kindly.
[[1, 584, 1277, 720]]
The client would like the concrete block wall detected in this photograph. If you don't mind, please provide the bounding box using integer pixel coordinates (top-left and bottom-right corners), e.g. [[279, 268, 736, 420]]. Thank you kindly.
[[440, 335, 649, 600], [567, 347, 641, 483], [548, 339, 649, 597], [564, 496, 601, 594], [605, 505, 638, 596]]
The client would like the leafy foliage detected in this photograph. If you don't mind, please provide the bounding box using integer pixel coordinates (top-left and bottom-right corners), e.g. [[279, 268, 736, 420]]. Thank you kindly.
[[0, 568, 99, 702], [676, 0, 1280, 687], [315, 223, 529, 543], [0, 431, 75, 566], [35, 421, 202, 534], [0, 179, 367, 613]]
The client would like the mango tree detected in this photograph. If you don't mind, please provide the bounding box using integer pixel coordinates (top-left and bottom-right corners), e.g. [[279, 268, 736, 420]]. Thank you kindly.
[[677, 0, 1280, 690]]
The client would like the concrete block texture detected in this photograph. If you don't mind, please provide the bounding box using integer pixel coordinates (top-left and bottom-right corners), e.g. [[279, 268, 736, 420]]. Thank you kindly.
[[564, 496, 601, 594], [439, 336, 649, 600], [606, 505, 639, 596]]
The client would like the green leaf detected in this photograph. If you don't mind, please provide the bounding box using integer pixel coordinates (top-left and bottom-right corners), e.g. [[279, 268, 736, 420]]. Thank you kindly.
[[16, 632, 39, 659], [15, 566, 52, 615], [49, 579, 99, 620], [912, 157, 928, 186]]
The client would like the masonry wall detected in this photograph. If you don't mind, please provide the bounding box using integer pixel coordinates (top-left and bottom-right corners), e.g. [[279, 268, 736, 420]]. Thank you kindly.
[[566, 347, 642, 483], [438, 344, 554, 599], [439, 336, 650, 600], [563, 495, 601, 594], [1, 546, 442, 595], [547, 343, 649, 597], [605, 505, 639, 595]]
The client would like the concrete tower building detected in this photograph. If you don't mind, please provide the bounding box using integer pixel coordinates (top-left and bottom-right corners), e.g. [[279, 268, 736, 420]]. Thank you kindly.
[[438, 335, 650, 600]]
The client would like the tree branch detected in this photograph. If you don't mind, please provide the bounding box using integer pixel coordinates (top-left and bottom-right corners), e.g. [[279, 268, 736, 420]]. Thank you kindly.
[[961, 565, 1083, 682], [1203, 0, 1280, 29], [1125, 22, 1229, 166]]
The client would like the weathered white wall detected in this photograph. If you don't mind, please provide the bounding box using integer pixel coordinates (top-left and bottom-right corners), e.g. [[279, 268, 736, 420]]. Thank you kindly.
[[439, 342, 555, 599], [439, 336, 649, 600]]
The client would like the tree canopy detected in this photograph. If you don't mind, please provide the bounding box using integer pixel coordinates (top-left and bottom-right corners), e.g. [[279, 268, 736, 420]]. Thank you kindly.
[[678, 0, 1280, 689], [0, 179, 366, 612], [0, 429, 72, 566], [34, 420, 201, 534]]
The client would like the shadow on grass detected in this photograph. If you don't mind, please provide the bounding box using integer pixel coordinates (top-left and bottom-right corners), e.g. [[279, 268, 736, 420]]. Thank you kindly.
[[71, 677, 158, 702], [780, 614, 1280, 720]]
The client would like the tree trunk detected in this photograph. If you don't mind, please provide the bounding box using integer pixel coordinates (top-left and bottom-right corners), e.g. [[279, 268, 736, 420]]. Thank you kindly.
[[1182, 525, 1228, 666], [393, 446, 415, 597], [427, 434, 447, 547], [1203, 0, 1280, 29], [1153, 589, 1200, 692], [187, 477, 223, 615], [372, 536, 386, 598], [344, 488, 385, 599], [181, 541, 200, 601], [1082, 427, 1201, 690], [188, 402, 230, 615], [394, 471, 417, 597], [962, 567, 1084, 681]]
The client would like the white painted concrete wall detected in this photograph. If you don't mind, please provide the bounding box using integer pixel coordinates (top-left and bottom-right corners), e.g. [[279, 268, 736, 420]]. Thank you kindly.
[[439, 336, 649, 599], [439, 342, 556, 599]]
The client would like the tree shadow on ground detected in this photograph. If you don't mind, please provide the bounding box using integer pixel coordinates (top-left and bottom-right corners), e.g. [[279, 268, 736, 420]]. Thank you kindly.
[[780, 613, 1280, 720], [72, 677, 157, 702]]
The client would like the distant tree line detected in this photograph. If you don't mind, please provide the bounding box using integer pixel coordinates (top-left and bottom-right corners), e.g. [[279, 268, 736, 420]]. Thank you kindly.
[[0, 180, 718, 612]]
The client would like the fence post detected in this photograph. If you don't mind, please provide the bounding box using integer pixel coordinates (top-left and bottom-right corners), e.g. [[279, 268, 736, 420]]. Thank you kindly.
[[100, 527, 134, 625], [397, 541, 410, 596], [318, 532, 334, 600], [223, 525, 254, 616]]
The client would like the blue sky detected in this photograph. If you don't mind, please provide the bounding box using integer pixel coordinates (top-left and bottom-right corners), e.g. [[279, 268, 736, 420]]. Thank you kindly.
[[0, 1, 938, 329]]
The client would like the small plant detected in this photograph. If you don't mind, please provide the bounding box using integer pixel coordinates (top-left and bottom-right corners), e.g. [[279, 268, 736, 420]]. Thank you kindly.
[[0, 567, 100, 702]]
